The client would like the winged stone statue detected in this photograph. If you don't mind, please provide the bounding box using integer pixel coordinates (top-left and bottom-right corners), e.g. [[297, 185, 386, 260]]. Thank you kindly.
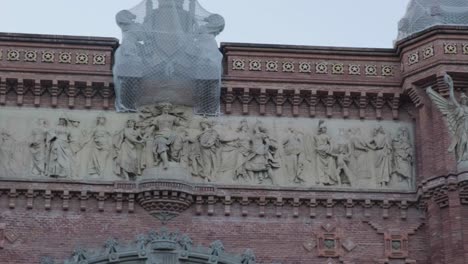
[[426, 74, 468, 168]]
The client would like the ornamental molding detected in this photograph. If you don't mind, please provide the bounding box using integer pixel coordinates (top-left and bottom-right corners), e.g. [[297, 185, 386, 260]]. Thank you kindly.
[[417, 171, 468, 208], [231, 58, 398, 78], [0, 47, 108, 65], [40, 228, 256, 264], [0, 179, 421, 222]]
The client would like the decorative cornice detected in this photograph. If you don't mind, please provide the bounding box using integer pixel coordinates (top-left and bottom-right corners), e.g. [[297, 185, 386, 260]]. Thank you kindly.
[[0, 179, 421, 222]]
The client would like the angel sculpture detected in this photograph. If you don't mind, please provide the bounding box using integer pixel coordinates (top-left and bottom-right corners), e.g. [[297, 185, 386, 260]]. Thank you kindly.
[[427, 74, 468, 166]]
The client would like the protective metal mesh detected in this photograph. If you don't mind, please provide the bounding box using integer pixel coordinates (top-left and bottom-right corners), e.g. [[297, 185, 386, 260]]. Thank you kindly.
[[397, 0, 468, 41], [113, 0, 225, 115]]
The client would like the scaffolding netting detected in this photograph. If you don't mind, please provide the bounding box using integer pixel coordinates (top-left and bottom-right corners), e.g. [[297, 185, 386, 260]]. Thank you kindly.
[[398, 0, 468, 41], [113, 0, 225, 115]]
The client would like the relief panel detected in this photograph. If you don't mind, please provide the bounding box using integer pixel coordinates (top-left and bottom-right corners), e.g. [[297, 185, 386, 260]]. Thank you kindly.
[[0, 103, 415, 191]]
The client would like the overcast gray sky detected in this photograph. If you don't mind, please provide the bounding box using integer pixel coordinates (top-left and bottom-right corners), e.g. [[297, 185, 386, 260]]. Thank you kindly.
[[0, 0, 410, 48]]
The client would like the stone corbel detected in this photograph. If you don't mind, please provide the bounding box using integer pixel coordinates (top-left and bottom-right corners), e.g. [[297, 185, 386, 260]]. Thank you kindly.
[[370, 92, 384, 120], [240, 196, 250, 217], [32, 79, 46, 107], [207, 196, 217, 216], [223, 87, 234, 114], [338, 91, 352, 118], [80, 191, 90, 211], [0, 78, 7, 105], [361, 199, 373, 218], [256, 88, 268, 115], [223, 196, 232, 216], [325, 199, 335, 218], [99, 82, 112, 110], [63, 81, 75, 108], [306, 90, 319, 117], [95, 192, 107, 212], [256, 196, 267, 217], [275, 89, 285, 116], [241, 87, 253, 115], [128, 193, 135, 213], [275, 197, 284, 217], [398, 200, 409, 220], [291, 89, 303, 117], [388, 93, 401, 120], [196, 195, 204, 215], [43, 190, 53, 210], [344, 199, 354, 218], [358, 92, 368, 119], [309, 198, 318, 218], [325, 91, 336, 118], [290, 197, 301, 218], [8, 189, 17, 209], [380, 200, 392, 219], [15, 80, 24, 106], [26, 189, 36, 209], [84, 81, 96, 109], [47, 80, 60, 107], [61, 190, 71, 211]]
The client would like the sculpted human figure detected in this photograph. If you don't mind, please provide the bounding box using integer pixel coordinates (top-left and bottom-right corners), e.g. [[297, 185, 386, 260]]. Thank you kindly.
[[283, 127, 306, 184], [334, 129, 354, 186], [313, 120, 338, 186], [234, 119, 251, 181], [0, 130, 19, 177], [149, 103, 184, 169], [113, 119, 144, 180], [392, 127, 414, 187], [29, 118, 49, 177], [46, 116, 75, 178], [347, 128, 371, 181], [368, 126, 393, 187], [86, 115, 112, 177], [197, 119, 219, 182], [427, 74, 468, 168], [216, 122, 240, 180], [242, 122, 280, 184]]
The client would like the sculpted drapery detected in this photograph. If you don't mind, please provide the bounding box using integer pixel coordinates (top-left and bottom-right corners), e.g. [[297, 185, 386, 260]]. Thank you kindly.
[[427, 74, 468, 167]]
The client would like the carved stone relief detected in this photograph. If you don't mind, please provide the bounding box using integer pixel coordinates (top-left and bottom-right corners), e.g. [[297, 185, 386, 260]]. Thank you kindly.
[[427, 74, 468, 171], [40, 228, 255, 264], [0, 103, 415, 190]]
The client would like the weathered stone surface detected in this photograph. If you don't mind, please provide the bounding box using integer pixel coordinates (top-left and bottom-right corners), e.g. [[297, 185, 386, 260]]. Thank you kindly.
[[0, 104, 415, 191]]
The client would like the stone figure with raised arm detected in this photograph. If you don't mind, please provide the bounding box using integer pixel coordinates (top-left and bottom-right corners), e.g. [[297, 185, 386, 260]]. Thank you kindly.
[[143, 103, 185, 169], [368, 126, 393, 187], [427, 74, 468, 170]]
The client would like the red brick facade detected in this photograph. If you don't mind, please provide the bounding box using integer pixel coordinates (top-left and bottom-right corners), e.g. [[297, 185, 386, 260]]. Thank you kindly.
[[1, 26, 468, 263]]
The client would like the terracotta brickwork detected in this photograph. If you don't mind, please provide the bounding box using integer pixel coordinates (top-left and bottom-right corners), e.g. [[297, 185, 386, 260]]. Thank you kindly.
[[1, 26, 468, 263]]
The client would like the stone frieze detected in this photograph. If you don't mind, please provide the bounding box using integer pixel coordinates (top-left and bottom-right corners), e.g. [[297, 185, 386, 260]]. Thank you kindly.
[[0, 103, 415, 191]]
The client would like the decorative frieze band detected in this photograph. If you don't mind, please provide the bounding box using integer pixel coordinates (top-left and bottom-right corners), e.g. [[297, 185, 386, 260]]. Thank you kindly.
[[0, 48, 107, 65], [406, 42, 468, 66], [232, 59, 396, 77], [222, 87, 409, 119], [0, 180, 421, 221], [0, 77, 114, 109]]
